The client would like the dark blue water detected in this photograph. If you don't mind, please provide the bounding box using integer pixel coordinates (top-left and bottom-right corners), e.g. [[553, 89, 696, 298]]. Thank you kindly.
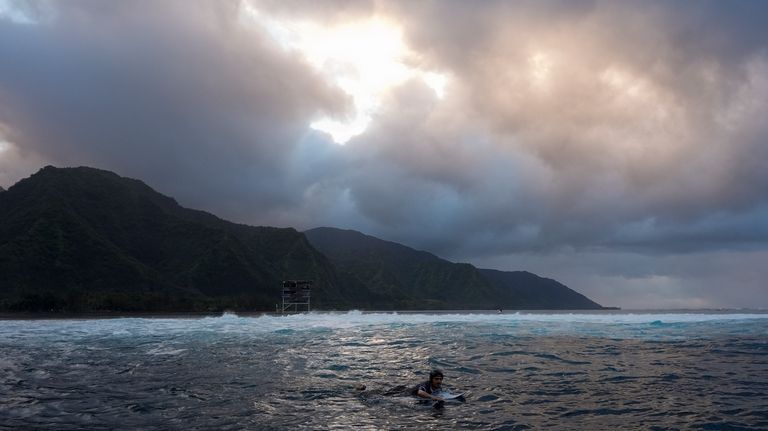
[[1, 311, 767, 430]]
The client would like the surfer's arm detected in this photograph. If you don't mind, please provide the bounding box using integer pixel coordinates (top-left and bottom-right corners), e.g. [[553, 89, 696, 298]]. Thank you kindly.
[[416, 389, 443, 401]]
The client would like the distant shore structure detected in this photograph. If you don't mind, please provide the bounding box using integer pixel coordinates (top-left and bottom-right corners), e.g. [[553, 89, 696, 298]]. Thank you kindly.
[[280, 280, 312, 314]]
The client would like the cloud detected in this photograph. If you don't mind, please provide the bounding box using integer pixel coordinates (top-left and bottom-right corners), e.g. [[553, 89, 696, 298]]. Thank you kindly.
[[474, 248, 768, 309], [325, 0, 768, 256], [1, 1, 768, 307], [0, 123, 47, 186], [0, 0, 349, 220]]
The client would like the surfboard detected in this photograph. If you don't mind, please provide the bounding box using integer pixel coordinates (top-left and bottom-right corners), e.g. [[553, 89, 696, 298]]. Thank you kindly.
[[433, 391, 466, 403]]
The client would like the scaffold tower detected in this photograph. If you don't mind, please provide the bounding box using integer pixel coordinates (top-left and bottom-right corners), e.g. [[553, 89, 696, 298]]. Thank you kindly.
[[280, 280, 312, 313]]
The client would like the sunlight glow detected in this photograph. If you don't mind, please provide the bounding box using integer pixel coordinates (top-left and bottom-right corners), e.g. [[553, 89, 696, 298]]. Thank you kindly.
[[529, 52, 553, 91], [242, 4, 448, 144], [423, 72, 448, 99]]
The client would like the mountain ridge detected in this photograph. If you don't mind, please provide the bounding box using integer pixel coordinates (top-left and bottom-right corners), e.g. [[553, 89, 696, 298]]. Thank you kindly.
[[0, 166, 606, 311], [305, 227, 604, 310], [0, 166, 347, 311]]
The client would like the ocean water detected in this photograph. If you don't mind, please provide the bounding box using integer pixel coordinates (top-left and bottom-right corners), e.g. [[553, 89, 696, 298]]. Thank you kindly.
[[1, 311, 767, 430]]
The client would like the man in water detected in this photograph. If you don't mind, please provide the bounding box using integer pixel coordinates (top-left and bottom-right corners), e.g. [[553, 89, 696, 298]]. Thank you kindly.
[[414, 369, 445, 401]]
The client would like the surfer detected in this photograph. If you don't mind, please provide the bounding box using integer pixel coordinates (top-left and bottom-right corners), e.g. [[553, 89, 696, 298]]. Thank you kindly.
[[414, 369, 445, 401], [355, 369, 463, 407]]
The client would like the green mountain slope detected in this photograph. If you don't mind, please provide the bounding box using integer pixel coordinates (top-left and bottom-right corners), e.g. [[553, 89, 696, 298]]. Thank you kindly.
[[0, 166, 604, 312], [304, 227, 497, 309], [0, 166, 346, 311], [305, 227, 604, 310]]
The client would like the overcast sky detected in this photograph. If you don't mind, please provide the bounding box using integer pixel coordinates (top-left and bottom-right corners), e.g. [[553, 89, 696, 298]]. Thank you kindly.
[[2, 0, 767, 308]]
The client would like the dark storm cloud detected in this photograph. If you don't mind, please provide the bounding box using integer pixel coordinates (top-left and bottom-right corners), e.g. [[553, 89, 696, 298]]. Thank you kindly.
[[0, 0, 349, 222], [320, 0, 768, 258], [1, 1, 768, 307]]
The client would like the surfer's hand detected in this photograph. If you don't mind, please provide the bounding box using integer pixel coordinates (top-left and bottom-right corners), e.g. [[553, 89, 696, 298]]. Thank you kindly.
[[432, 395, 444, 401]]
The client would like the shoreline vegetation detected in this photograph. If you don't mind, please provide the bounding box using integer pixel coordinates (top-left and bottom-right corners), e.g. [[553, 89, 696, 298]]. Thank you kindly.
[[1, 166, 608, 313]]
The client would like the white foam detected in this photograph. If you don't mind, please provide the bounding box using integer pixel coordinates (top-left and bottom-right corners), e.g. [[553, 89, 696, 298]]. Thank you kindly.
[[1, 310, 766, 340], [229, 310, 768, 328]]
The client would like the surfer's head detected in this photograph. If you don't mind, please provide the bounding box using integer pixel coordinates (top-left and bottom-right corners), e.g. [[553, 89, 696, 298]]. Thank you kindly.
[[429, 369, 444, 387]]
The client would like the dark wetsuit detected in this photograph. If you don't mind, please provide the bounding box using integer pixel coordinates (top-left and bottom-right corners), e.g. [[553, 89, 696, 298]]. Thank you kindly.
[[413, 380, 439, 396]]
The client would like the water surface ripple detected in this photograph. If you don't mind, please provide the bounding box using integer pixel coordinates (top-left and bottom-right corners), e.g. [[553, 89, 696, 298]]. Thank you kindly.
[[1, 311, 767, 430]]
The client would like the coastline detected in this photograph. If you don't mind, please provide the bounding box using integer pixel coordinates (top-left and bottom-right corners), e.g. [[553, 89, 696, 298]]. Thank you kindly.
[[3, 307, 767, 321]]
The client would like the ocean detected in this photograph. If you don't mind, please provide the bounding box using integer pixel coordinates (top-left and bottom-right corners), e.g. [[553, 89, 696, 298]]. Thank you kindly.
[[1, 311, 767, 430]]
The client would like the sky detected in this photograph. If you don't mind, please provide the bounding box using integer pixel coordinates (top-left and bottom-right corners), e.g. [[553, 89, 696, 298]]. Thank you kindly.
[[1, 0, 767, 309]]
